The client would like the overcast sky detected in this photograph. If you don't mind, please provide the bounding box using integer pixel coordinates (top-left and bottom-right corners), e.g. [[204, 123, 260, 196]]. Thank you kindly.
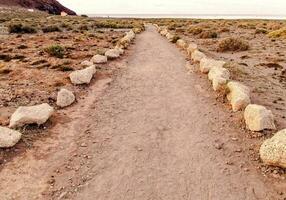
[[58, 0, 286, 15]]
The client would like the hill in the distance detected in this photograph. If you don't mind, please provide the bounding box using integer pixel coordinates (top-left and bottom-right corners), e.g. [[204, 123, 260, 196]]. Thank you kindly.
[[0, 0, 76, 15]]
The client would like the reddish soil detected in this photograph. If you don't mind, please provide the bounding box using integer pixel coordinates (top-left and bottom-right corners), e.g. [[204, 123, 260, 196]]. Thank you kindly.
[[0, 25, 285, 200]]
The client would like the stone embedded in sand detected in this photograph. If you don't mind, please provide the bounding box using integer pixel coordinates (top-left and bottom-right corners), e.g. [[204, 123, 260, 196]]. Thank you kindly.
[[200, 58, 226, 73], [191, 50, 206, 63], [9, 103, 54, 128], [244, 104, 276, 131], [227, 81, 251, 112], [187, 43, 198, 55], [260, 129, 286, 168], [91, 55, 107, 64], [69, 65, 96, 85], [56, 88, 75, 108], [208, 66, 230, 91], [81, 60, 93, 67], [105, 49, 121, 59], [176, 39, 187, 49], [0, 126, 22, 148]]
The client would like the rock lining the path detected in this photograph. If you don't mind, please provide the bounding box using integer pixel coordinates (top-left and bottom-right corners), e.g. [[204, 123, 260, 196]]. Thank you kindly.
[[105, 49, 121, 59], [9, 103, 54, 128], [91, 55, 107, 64], [56, 88, 76, 108], [244, 104, 276, 131], [69, 65, 96, 85], [208, 66, 230, 91], [260, 129, 286, 168], [0, 126, 22, 148], [200, 58, 226, 73], [227, 81, 251, 112], [191, 50, 207, 63]]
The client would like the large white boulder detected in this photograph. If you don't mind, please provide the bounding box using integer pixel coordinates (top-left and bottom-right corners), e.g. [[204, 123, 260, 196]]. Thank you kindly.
[[227, 81, 251, 112], [105, 49, 121, 59], [56, 88, 75, 108], [260, 129, 286, 168], [244, 104, 276, 131], [200, 58, 226, 74], [91, 55, 107, 64], [191, 50, 206, 63], [176, 39, 187, 49], [0, 126, 22, 148], [187, 43, 198, 55], [9, 103, 54, 128], [69, 65, 96, 85], [208, 66, 230, 91]]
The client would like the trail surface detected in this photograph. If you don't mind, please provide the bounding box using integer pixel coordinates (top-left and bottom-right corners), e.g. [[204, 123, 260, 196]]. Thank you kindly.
[[0, 25, 284, 200]]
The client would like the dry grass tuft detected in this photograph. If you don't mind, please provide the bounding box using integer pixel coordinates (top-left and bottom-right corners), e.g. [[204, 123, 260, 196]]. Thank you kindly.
[[217, 37, 249, 52], [268, 28, 286, 39]]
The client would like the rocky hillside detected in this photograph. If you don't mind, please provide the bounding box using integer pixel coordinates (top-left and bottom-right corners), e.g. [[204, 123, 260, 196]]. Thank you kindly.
[[0, 0, 76, 15]]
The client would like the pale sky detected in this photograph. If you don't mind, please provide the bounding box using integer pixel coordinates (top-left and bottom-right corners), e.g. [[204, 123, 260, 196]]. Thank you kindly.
[[58, 0, 286, 15]]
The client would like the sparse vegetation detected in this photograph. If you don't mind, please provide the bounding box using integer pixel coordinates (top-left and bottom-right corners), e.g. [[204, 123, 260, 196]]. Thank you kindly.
[[42, 25, 62, 33], [44, 45, 65, 58], [217, 37, 249, 52], [8, 23, 37, 34], [198, 30, 218, 39], [268, 28, 286, 39]]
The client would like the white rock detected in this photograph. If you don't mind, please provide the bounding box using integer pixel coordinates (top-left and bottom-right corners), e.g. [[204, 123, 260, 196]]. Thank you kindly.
[[166, 33, 174, 41], [244, 104, 276, 131], [208, 66, 230, 91], [191, 50, 206, 63], [127, 30, 135, 40], [133, 28, 142, 34], [260, 129, 286, 168], [81, 60, 93, 67], [187, 43, 198, 55], [0, 126, 22, 148], [91, 55, 107, 64], [9, 103, 54, 128], [176, 39, 187, 49], [160, 28, 168, 36], [69, 65, 96, 85], [227, 81, 251, 112], [200, 58, 226, 74], [119, 31, 135, 49], [115, 46, 124, 55], [105, 49, 121, 59], [56, 89, 75, 108]]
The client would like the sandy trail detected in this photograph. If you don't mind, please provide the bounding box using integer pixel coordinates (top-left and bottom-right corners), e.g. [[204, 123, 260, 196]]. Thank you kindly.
[[0, 25, 284, 200]]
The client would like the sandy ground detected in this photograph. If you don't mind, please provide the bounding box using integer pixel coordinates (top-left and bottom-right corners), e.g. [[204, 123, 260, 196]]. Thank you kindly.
[[0, 25, 285, 200]]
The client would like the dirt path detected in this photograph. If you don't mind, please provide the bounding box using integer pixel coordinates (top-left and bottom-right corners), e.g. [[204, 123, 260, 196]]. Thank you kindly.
[[0, 25, 284, 200]]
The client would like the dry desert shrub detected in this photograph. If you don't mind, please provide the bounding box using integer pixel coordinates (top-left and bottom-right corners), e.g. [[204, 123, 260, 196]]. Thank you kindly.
[[255, 28, 268, 34], [44, 45, 65, 58], [198, 30, 218, 39], [8, 23, 37, 34], [217, 37, 249, 52], [268, 28, 286, 39], [188, 26, 203, 35]]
